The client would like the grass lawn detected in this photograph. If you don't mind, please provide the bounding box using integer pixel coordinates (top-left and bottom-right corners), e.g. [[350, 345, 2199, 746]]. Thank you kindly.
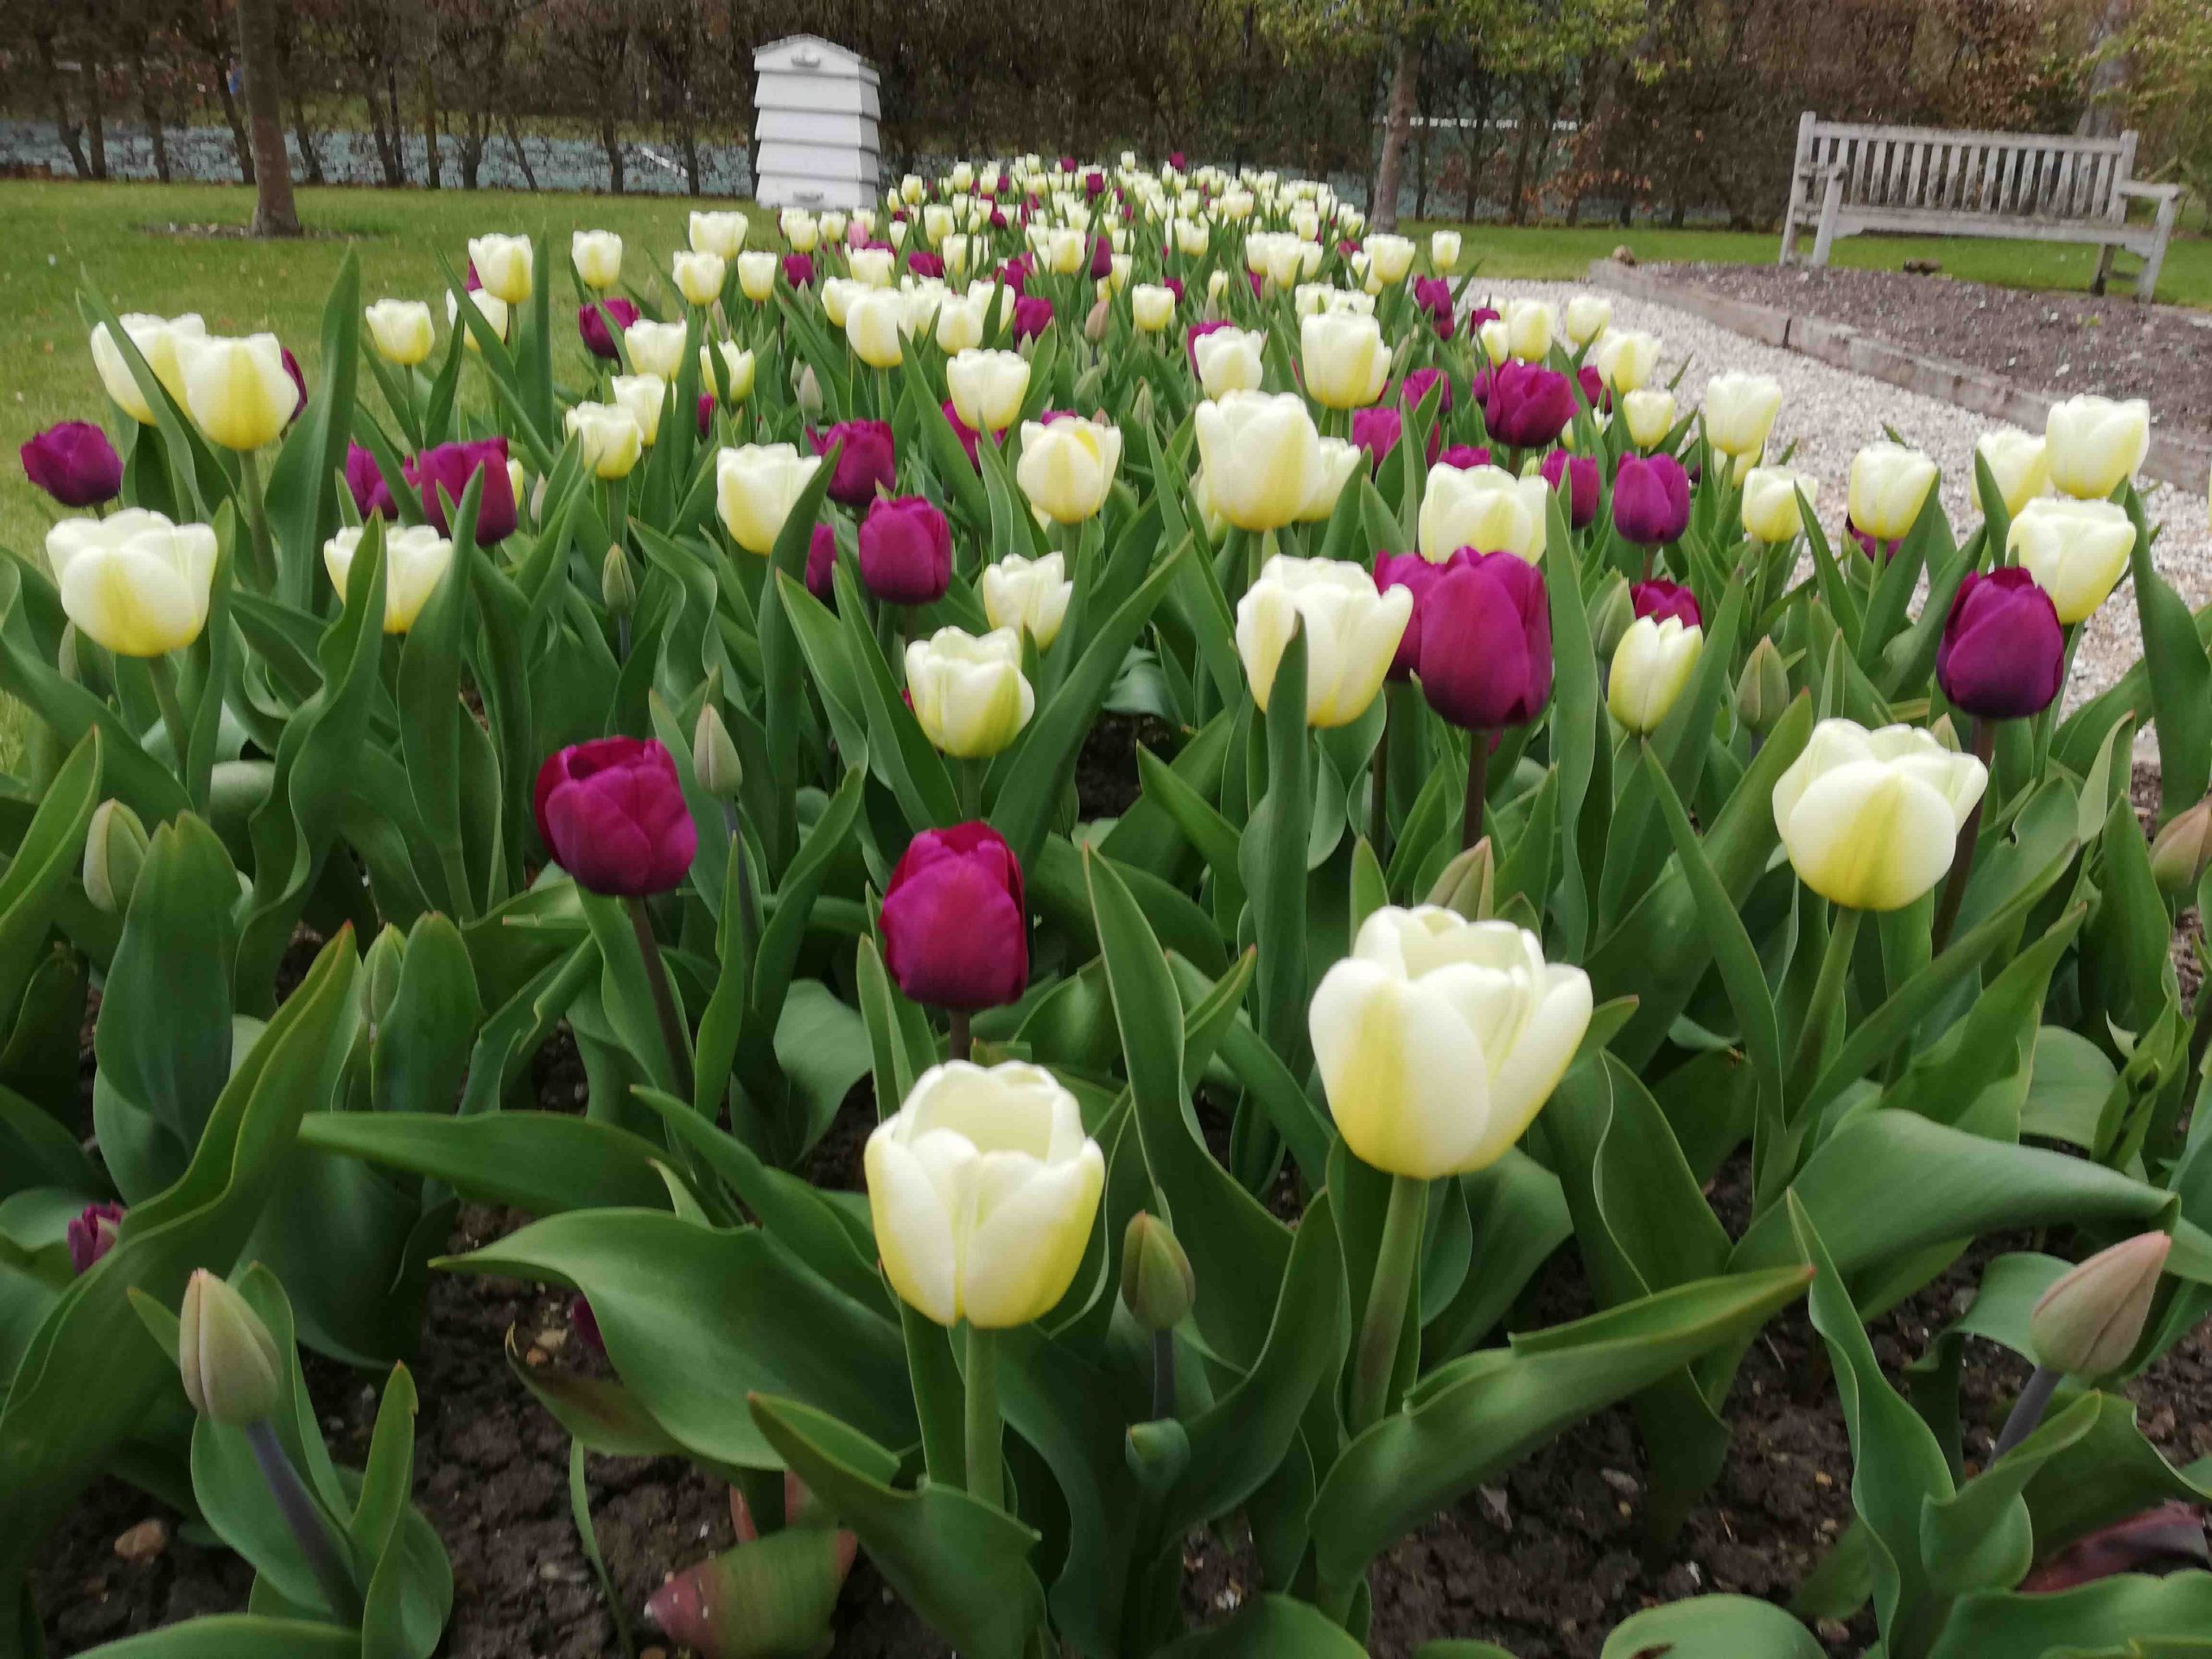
[[3, 178, 2206, 561]]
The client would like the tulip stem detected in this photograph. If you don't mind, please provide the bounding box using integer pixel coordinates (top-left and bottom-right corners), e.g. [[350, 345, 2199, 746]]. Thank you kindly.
[[963, 1323, 1002, 1508], [1789, 905, 1862, 1104], [722, 800, 760, 954], [245, 1418, 361, 1624], [1462, 731, 1489, 852], [1151, 1329, 1177, 1421], [948, 1008, 972, 1064], [626, 895, 695, 1100], [1349, 1173, 1427, 1434], [147, 653, 193, 785], [1992, 1364, 2062, 1461], [1930, 718, 1999, 953], [1370, 725, 1389, 861], [236, 447, 276, 594]]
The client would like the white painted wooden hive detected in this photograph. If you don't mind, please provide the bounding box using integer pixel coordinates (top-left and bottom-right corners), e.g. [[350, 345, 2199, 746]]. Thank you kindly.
[[753, 35, 882, 212]]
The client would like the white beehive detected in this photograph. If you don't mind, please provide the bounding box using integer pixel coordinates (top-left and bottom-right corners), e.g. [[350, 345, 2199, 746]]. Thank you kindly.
[[753, 35, 882, 212]]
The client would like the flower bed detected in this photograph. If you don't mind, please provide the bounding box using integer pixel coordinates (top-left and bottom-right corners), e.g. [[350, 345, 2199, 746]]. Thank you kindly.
[[7, 152, 2212, 1659]]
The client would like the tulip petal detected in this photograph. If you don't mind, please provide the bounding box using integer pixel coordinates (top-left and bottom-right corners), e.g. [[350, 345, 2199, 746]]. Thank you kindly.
[[1780, 764, 1962, 911], [1309, 959, 1492, 1179]]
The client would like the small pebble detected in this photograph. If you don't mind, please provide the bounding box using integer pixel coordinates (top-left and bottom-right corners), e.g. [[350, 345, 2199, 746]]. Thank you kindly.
[[112, 1520, 168, 1563]]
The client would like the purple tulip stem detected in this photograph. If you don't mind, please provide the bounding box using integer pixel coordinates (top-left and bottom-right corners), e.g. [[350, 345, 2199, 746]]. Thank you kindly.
[[1349, 1171, 1427, 1434], [1992, 1364, 2062, 1460], [245, 1418, 362, 1624], [948, 1009, 972, 1064], [1930, 717, 1998, 953], [236, 447, 276, 592], [963, 1323, 1002, 1507], [1462, 730, 1489, 853], [625, 895, 695, 1100]]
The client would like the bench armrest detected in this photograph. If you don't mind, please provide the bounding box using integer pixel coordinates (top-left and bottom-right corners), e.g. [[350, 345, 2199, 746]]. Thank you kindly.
[[2118, 181, 2182, 202]]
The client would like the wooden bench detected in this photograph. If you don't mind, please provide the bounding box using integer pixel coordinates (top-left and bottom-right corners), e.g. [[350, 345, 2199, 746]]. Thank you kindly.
[[1778, 112, 2181, 300]]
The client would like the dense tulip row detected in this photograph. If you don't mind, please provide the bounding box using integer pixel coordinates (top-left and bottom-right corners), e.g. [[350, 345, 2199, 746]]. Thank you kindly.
[[8, 145, 2212, 1659]]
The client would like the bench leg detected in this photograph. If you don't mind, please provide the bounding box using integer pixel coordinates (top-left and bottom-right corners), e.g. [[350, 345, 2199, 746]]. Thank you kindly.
[[2137, 206, 2177, 301], [2091, 242, 2114, 297], [1808, 174, 1844, 268]]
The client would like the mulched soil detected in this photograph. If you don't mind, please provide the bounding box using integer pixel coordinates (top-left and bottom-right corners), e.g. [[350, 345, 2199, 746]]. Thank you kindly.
[[1657, 263, 2212, 442], [29, 738, 2212, 1658]]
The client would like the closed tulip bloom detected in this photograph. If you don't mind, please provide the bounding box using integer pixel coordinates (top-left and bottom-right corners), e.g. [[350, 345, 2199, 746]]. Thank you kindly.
[[577, 297, 638, 361], [1539, 448, 1600, 530], [1973, 429, 2050, 518], [1373, 550, 1449, 678], [859, 495, 953, 605], [717, 443, 823, 555], [602, 322, 678, 385], [609, 373, 669, 446], [1303, 313, 1390, 410], [1612, 454, 1691, 546], [1631, 579, 1702, 628], [92, 312, 205, 422], [1419, 463, 1549, 563], [784, 212, 822, 253], [467, 233, 533, 304], [1700, 372, 1782, 458], [1043, 228, 1086, 275], [1848, 442, 1940, 541], [21, 422, 122, 509], [935, 295, 987, 354], [865, 1060, 1104, 1329], [1936, 568, 2063, 719], [566, 403, 646, 480], [1595, 330, 1661, 395], [2029, 1233, 2171, 1377], [1016, 415, 1121, 524], [1193, 391, 1321, 532], [1417, 550, 1553, 729], [702, 340, 755, 404], [2007, 496, 2136, 623], [880, 822, 1030, 1011], [1131, 283, 1176, 333], [906, 626, 1036, 757], [803, 419, 893, 509], [981, 551, 1074, 650], [1176, 217, 1211, 257], [843, 289, 905, 368], [533, 736, 696, 896], [1564, 295, 1611, 346], [1503, 299, 1554, 362], [1236, 554, 1411, 728], [1615, 388, 1673, 450], [67, 1199, 126, 1275], [736, 251, 779, 302], [1431, 229, 1462, 271], [1771, 719, 1987, 910], [820, 276, 861, 329], [344, 442, 396, 519], [671, 250, 726, 307], [690, 210, 748, 258], [1609, 614, 1704, 734], [1354, 406, 1406, 471], [2045, 394, 2150, 500], [1485, 362, 1578, 449], [45, 509, 218, 657], [171, 334, 291, 452], [1193, 327, 1265, 399], [571, 230, 625, 290], [1011, 295, 1054, 342], [1475, 317, 1511, 367], [847, 246, 896, 289], [1742, 466, 1815, 543], [324, 523, 454, 633], [446, 288, 509, 352], [406, 438, 517, 541], [177, 1270, 283, 1427], [363, 298, 435, 366], [1294, 439, 1364, 524], [1309, 907, 1593, 1179], [1365, 233, 1415, 283], [947, 349, 1031, 435]]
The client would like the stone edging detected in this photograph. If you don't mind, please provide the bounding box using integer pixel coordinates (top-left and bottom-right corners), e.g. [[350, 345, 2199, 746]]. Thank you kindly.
[[1584, 258, 2212, 495]]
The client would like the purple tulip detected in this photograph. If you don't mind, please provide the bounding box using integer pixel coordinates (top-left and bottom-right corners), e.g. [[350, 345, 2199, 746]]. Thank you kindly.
[[405, 437, 517, 543], [569, 1294, 605, 1357], [579, 297, 639, 361], [1540, 449, 1600, 530], [1611, 454, 1691, 547], [1164, 276, 1185, 306], [1465, 304, 1501, 336], [999, 255, 1033, 295], [1087, 237, 1113, 280], [1400, 367, 1452, 417], [1937, 567, 2064, 720], [1058, 156, 1077, 175], [1168, 150, 1186, 170], [344, 442, 397, 519], [783, 252, 817, 289], [1631, 579, 1701, 628], [880, 822, 1029, 1011], [942, 401, 984, 471], [1084, 171, 1106, 200], [1375, 550, 1452, 679], [20, 421, 122, 508], [1185, 318, 1232, 370], [696, 392, 715, 439], [67, 1201, 124, 1275], [1437, 444, 1494, 472], [282, 348, 308, 423], [1576, 363, 1607, 413], [858, 495, 952, 605], [532, 737, 696, 896], [1484, 361, 1578, 449], [1353, 408, 1404, 472], [906, 251, 945, 280], [1416, 550, 1553, 730], [1411, 276, 1455, 339], [810, 420, 895, 508], [805, 524, 838, 603], [1849, 521, 1901, 564], [1013, 296, 1055, 343]]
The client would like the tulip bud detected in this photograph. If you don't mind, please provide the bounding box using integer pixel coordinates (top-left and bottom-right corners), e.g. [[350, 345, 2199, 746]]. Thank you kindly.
[[362, 925, 407, 1029], [601, 545, 637, 618], [1425, 839, 1496, 920], [2030, 1233, 2170, 1377], [1121, 1213, 1198, 1332], [83, 799, 149, 915], [1929, 713, 1962, 753], [177, 1268, 283, 1426], [1735, 637, 1790, 734], [1609, 615, 1704, 734], [1589, 574, 1634, 661], [796, 364, 824, 422], [693, 703, 743, 799], [1084, 296, 1111, 342], [2150, 798, 2212, 893]]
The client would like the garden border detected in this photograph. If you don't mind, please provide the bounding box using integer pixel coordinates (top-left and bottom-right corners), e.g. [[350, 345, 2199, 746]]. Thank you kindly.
[[1583, 257, 2212, 493]]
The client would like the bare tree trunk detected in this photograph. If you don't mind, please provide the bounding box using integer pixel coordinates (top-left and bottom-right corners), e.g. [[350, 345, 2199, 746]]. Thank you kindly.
[[1371, 35, 1421, 232], [213, 56, 255, 183], [137, 54, 171, 182], [2077, 0, 2132, 136], [85, 59, 109, 180], [601, 112, 625, 194], [237, 0, 301, 235], [503, 115, 538, 189], [39, 33, 92, 178], [1414, 55, 1431, 223], [292, 93, 324, 184], [421, 66, 442, 188]]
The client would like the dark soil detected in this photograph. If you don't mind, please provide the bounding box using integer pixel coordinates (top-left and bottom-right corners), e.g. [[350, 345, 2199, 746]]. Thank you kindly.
[[29, 753, 2212, 1658], [1659, 264, 2212, 442]]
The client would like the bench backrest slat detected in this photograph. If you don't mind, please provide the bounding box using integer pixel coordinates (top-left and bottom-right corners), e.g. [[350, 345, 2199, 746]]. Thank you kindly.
[[1797, 113, 2136, 223]]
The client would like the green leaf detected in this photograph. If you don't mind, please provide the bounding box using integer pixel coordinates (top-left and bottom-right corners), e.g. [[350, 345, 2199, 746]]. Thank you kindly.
[[69, 1618, 362, 1657], [0, 729, 101, 1030], [567, 1440, 637, 1659], [1155, 1595, 1374, 1659], [1599, 1595, 1825, 1659], [1925, 1573, 2212, 1659], [2123, 486, 2212, 817], [297, 1112, 674, 1213], [264, 253, 360, 607]]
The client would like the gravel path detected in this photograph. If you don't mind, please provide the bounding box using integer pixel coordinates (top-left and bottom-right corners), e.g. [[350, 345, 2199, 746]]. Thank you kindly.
[[1475, 278, 2211, 736]]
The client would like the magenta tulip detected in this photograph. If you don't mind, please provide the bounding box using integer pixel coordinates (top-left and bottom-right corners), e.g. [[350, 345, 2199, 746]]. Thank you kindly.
[[783, 252, 816, 288], [405, 437, 517, 543], [696, 392, 715, 439], [810, 420, 896, 507], [1375, 550, 1450, 679], [859, 495, 952, 605], [1465, 304, 1501, 335], [1631, 579, 1701, 628], [1416, 550, 1554, 730], [1400, 367, 1452, 417], [1540, 449, 1600, 531], [20, 422, 122, 508], [1849, 521, 1901, 564], [579, 297, 639, 361], [1437, 444, 1494, 472], [1611, 454, 1691, 547], [1576, 363, 1607, 413], [880, 822, 1029, 1011], [906, 251, 945, 279], [1411, 276, 1455, 339], [1484, 361, 1577, 450], [345, 442, 397, 519], [805, 524, 838, 603], [941, 401, 984, 471], [281, 349, 308, 423], [1937, 568, 2064, 720], [67, 1201, 124, 1275], [1014, 296, 1055, 342], [1354, 407, 1405, 472], [532, 737, 697, 897]]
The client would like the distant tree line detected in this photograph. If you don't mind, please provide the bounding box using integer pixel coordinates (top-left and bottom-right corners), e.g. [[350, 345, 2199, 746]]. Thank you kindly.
[[3, 0, 2191, 227]]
